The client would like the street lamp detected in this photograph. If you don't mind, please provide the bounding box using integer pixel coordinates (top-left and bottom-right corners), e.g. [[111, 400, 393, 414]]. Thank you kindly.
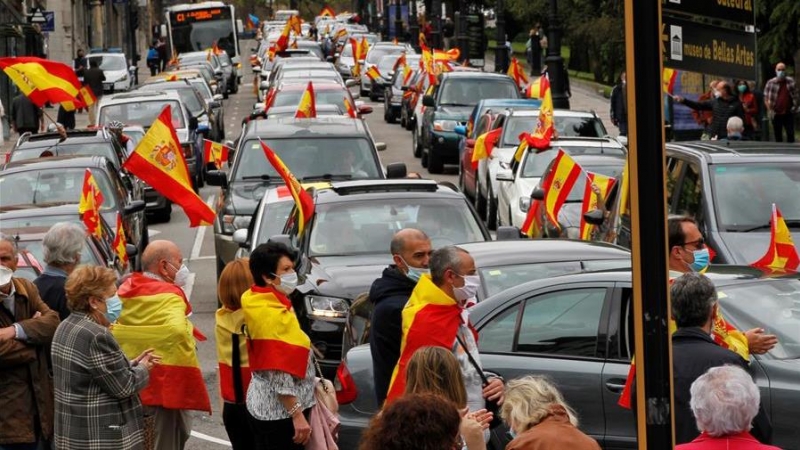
[[394, 0, 403, 40], [493, 0, 507, 73], [546, 0, 570, 109]]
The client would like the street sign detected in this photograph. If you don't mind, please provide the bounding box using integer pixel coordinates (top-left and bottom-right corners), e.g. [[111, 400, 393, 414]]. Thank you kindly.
[[662, 16, 756, 81], [28, 7, 46, 24], [662, 0, 754, 26], [41, 11, 55, 32]]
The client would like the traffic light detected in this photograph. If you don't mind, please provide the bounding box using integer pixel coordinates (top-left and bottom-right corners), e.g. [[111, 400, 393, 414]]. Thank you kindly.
[[131, 9, 139, 30]]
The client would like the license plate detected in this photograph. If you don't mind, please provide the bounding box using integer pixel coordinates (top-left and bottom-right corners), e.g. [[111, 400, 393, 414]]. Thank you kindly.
[[103, 83, 113, 90]]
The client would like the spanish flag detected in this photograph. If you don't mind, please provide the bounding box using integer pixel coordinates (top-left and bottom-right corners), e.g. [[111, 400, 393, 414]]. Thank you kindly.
[[662, 68, 678, 95], [295, 81, 317, 118], [61, 86, 97, 112], [260, 140, 315, 237], [122, 105, 216, 227], [203, 139, 230, 169], [402, 63, 413, 85], [359, 37, 370, 60], [471, 127, 503, 168], [542, 149, 582, 230], [521, 74, 555, 151], [216, 307, 252, 403], [433, 48, 460, 62], [78, 169, 104, 239], [385, 274, 465, 403], [320, 5, 336, 17], [418, 31, 426, 48], [288, 15, 302, 35], [349, 38, 362, 77], [751, 204, 800, 272], [113, 273, 211, 412], [241, 286, 310, 378], [0, 57, 81, 107], [521, 199, 543, 238], [333, 28, 348, 42], [507, 57, 528, 90], [579, 172, 616, 241], [344, 98, 357, 118], [111, 212, 128, 269], [365, 65, 382, 82], [393, 53, 407, 72]]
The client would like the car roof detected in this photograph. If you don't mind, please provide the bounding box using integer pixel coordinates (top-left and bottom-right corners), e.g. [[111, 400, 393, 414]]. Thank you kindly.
[[546, 137, 625, 148], [509, 109, 599, 118], [567, 153, 627, 166], [441, 71, 514, 80], [2, 155, 109, 173], [266, 104, 343, 116], [479, 99, 541, 108], [243, 117, 367, 138], [0, 203, 84, 217], [101, 90, 182, 104], [313, 179, 466, 203], [666, 141, 800, 164], [14, 129, 113, 148], [278, 81, 346, 91], [460, 240, 630, 268]]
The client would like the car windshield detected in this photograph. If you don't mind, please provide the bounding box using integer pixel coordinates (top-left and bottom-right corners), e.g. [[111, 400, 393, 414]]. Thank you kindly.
[[136, 85, 204, 116], [256, 200, 295, 245], [235, 138, 381, 181], [439, 79, 519, 106], [366, 46, 404, 64], [308, 198, 486, 256], [99, 100, 185, 129], [11, 143, 117, 164], [88, 55, 126, 71], [502, 116, 607, 146], [377, 55, 399, 75], [0, 168, 117, 209], [189, 79, 213, 99], [181, 54, 219, 70], [710, 163, 800, 231], [480, 259, 631, 298], [560, 162, 625, 202], [272, 89, 349, 111], [521, 145, 626, 178], [717, 278, 800, 359]]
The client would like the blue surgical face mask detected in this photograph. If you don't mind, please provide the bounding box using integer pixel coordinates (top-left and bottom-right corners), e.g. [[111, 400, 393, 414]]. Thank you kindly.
[[777, 70, 786, 79], [690, 247, 710, 272], [398, 256, 429, 282], [105, 295, 122, 323]]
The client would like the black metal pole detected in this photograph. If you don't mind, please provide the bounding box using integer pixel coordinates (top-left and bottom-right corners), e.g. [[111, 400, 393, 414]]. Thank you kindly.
[[394, 0, 403, 40], [624, 0, 674, 447], [409, 0, 419, 50], [546, 0, 569, 109], [430, 0, 442, 49], [493, 0, 506, 73]]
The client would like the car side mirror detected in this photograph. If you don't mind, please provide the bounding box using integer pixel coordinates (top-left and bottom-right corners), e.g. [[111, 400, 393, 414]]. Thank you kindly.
[[583, 209, 605, 226], [496, 226, 523, 240], [422, 95, 435, 107], [358, 104, 373, 115], [206, 170, 228, 188], [386, 162, 407, 178], [213, 93, 224, 101], [232, 228, 249, 247], [124, 200, 146, 216], [454, 125, 467, 136], [530, 188, 546, 201], [375, 142, 387, 151], [125, 243, 138, 258], [496, 170, 514, 182], [345, 79, 358, 88]]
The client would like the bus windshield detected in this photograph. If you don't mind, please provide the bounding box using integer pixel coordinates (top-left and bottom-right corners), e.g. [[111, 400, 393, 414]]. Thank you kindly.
[[169, 7, 237, 58]]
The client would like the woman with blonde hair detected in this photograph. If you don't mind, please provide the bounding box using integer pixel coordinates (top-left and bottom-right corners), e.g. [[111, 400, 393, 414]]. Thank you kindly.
[[405, 346, 491, 450], [215, 257, 256, 450], [52, 265, 157, 449], [500, 376, 600, 450]]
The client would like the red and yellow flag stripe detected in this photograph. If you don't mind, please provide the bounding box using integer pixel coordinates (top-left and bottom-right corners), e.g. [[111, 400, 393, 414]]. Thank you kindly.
[[216, 307, 252, 403], [507, 57, 528, 89], [78, 169, 104, 239], [471, 127, 503, 168], [751, 204, 800, 272], [203, 139, 230, 168], [0, 57, 81, 107], [295, 81, 317, 118], [579, 172, 616, 240], [260, 140, 315, 237], [521, 199, 544, 238], [111, 212, 128, 269], [365, 65, 382, 82], [542, 149, 583, 229]]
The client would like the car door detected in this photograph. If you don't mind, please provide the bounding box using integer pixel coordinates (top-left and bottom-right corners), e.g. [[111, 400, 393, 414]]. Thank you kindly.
[[421, 83, 439, 149], [464, 115, 491, 193], [104, 162, 143, 251], [477, 282, 615, 447]]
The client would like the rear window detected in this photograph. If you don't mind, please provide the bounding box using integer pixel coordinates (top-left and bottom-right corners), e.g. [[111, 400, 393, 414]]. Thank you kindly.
[[99, 100, 185, 129], [366, 46, 405, 64], [522, 146, 626, 178], [11, 143, 117, 165], [439, 78, 520, 107], [503, 116, 607, 146], [0, 168, 117, 209]]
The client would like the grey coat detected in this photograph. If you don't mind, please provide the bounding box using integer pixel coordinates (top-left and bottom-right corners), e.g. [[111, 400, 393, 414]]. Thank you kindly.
[[52, 312, 149, 450]]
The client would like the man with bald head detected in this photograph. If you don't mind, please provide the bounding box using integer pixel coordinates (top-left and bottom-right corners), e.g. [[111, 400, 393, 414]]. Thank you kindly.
[[112, 240, 210, 450], [369, 228, 432, 405], [764, 61, 799, 143], [675, 80, 745, 139]]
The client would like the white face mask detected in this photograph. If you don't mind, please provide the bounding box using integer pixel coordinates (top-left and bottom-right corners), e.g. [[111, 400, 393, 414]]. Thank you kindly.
[[171, 263, 191, 288], [453, 274, 481, 302], [274, 271, 298, 295], [0, 266, 13, 287]]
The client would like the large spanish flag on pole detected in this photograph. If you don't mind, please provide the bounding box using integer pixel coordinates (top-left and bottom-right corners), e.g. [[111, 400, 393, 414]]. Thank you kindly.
[[0, 57, 81, 107], [241, 286, 310, 378], [294, 81, 317, 118], [78, 169, 104, 239], [122, 105, 215, 227], [521, 74, 555, 151], [751, 204, 800, 272], [385, 274, 463, 403], [579, 172, 616, 241], [113, 273, 211, 412], [542, 149, 583, 229], [260, 140, 315, 237], [203, 139, 230, 168]]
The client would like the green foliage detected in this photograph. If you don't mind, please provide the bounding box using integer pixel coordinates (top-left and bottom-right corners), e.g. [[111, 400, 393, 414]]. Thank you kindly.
[[756, 0, 800, 75]]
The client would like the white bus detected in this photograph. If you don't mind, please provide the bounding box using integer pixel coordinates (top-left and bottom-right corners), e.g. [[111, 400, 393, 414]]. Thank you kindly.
[[164, 2, 244, 65]]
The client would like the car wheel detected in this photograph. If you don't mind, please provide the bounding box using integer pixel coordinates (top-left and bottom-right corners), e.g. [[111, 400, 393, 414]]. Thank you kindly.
[[154, 202, 172, 223], [421, 146, 429, 168], [400, 110, 407, 128], [475, 186, 487, 218], [427, 148, 444, 174], [486, 186, 498, 231], [412, 130, 422, 158]]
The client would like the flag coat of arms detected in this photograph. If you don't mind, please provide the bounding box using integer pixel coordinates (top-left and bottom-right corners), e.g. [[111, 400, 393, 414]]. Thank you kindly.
[[78, 169, 104, 239]]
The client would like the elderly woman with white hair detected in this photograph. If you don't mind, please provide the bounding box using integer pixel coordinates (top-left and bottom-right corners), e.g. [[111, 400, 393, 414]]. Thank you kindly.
[[500, 376, 600, 450], [677, 365, 781, 450], [34, 222, 87, 320]]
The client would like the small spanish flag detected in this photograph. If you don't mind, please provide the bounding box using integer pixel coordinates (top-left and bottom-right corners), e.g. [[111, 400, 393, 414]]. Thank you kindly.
[[344, 98, 357, 118], [333, 28, 348, 42], [521, 74, 555, 151], [579, 172, 616, 241], [203, 139, 230, 168], [751, 204, 800, 272], [320, 5, 336, 17], [260, 140, 315, 237], [471, 127, 503, 168], [521, 200, 544, 238], [365, 65, 382, 82], [111, 212, 128, 269], [541, 149, 583, 231], [295, 81, 317, 119], [662, 68, 678, 95], [122, 105, 216, 227], [288, 15, 302, 35], [418, 32, 426, 48], [507, 57, 529, 89], [359, 37, 370, 60], [433, 48, 460, 62], [78, 169, 104, 239], [393, 53, 407, 72]]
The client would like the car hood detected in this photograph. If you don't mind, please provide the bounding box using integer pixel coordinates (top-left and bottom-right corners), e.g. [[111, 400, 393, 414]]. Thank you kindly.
[[437, 106, 473, 120], [714, 231, 799, 265], [104, 70, 127, 82], [306, 254, 391, 299], [227, 182, 273, 215]]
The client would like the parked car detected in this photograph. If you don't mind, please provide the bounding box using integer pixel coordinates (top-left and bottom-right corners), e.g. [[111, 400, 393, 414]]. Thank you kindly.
[[361, 42, 414, 97], [215, 50, 240, 94], [86, 52, 133, 93], [140, 77, 224, 141], [382, 55, 421, 123], [179, 51, 230, 97], [420, 71, 521, 173], [8, 129, 127, 169]]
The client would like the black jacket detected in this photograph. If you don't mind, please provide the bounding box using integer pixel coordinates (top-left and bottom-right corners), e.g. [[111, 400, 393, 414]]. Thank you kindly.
[[368, 266, 416, 406], [33, 273, 69, 321], [681, 95, 744, 139], [672, 327, 772, 445], [82, 67, 106, 98], [610, 82, 627, 123]]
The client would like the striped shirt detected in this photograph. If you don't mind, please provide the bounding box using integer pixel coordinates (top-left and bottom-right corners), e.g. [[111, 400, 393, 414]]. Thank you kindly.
[[246, 351, 316, 421]]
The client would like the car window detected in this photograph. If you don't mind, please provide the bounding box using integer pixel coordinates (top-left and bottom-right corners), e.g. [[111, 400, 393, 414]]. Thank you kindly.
[[272, 90, 349, 111], [235, 138, 381, 181], [480, 262, 583, 298], [439, 79, 519, 107], [581, 259, 631, 272], [377, 55, 399, 75], [190, 80, 213, 100], [478, 304, 520, 353], [673, 161, 702, 217], [136, 85, 204, 116], [99, 100, 185, 129], [11, 143, 117, 164], [0, 214, 75, 229], [366, 47, 404, 64], [502, 116, 606, 146], [88, 55, 126, 71], [521, 146, 626, 178], [665, 156, 682, 213], [256, 200, 294, 245], [308, 198, 486, 256], [517, 288, 606, 357], [0, 168, 118, 209]]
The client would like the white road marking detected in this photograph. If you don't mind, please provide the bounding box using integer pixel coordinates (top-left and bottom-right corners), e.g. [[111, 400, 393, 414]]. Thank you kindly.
[[190, 431, 231, 447], [148, 228, 162, 237], [190, 195, 215, 261], [190, 255, 216, 261]]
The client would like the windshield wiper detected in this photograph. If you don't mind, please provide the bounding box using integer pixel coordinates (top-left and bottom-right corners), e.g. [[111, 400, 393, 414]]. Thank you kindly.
[[440, 102, 472, 107], [241, 175, 273, 181], [736, 219, 800, 232], [302, 174, 353, 182]]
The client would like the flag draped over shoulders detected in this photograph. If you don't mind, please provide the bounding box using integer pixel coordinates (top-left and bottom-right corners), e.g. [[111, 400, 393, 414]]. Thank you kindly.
[[216, 307, 252, 403], [112, 273, 211, 412], [241, 285, 310, 379]]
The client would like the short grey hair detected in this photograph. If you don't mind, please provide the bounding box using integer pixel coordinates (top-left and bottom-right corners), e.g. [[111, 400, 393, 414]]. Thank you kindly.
[[690, 365, 760, 437], [429, 246, 468, 285], [670, 272, 717, 328], [0, 233, 18, 257], [501, 376, 578, 434], [727, 116, 744, 133], [43, 222, 86, 266]]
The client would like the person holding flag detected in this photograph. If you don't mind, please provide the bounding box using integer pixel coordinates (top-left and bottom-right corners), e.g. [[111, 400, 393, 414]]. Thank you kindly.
[[242, 242, 316, 450]]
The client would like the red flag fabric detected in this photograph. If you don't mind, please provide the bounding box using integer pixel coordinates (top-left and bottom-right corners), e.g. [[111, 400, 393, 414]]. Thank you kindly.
[[78, 169, 104, 239], [259, 140, 315, 236], [112, 212, 128, 269], [0, 57, 82, 107], [203, 140, 230, 168], [541, 149, 583, 229], [295, 81, 317, 118], [751, 204, 800, 272]]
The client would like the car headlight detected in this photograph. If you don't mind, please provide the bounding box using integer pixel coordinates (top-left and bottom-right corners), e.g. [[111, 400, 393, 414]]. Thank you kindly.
[[306, 295, 349, 318], [221, 214, 251, 234], [120, 74, 128, 82], [433, 120, 458, 132], [519, 197, 531, 213]]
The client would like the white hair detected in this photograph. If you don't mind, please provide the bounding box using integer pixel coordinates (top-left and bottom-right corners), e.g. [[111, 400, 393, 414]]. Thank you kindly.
[[43, 222, 85, 266], [690, 365, 760, 437], [727, 116, 744, 133], [0, 233, 18, 257]]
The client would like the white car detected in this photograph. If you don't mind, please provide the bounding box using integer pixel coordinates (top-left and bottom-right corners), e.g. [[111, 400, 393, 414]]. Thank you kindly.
[[478, 110, 608, 228], [495, 137, 626, 228], [86, 53, 133, 93], [361, 42, 414, 97]]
